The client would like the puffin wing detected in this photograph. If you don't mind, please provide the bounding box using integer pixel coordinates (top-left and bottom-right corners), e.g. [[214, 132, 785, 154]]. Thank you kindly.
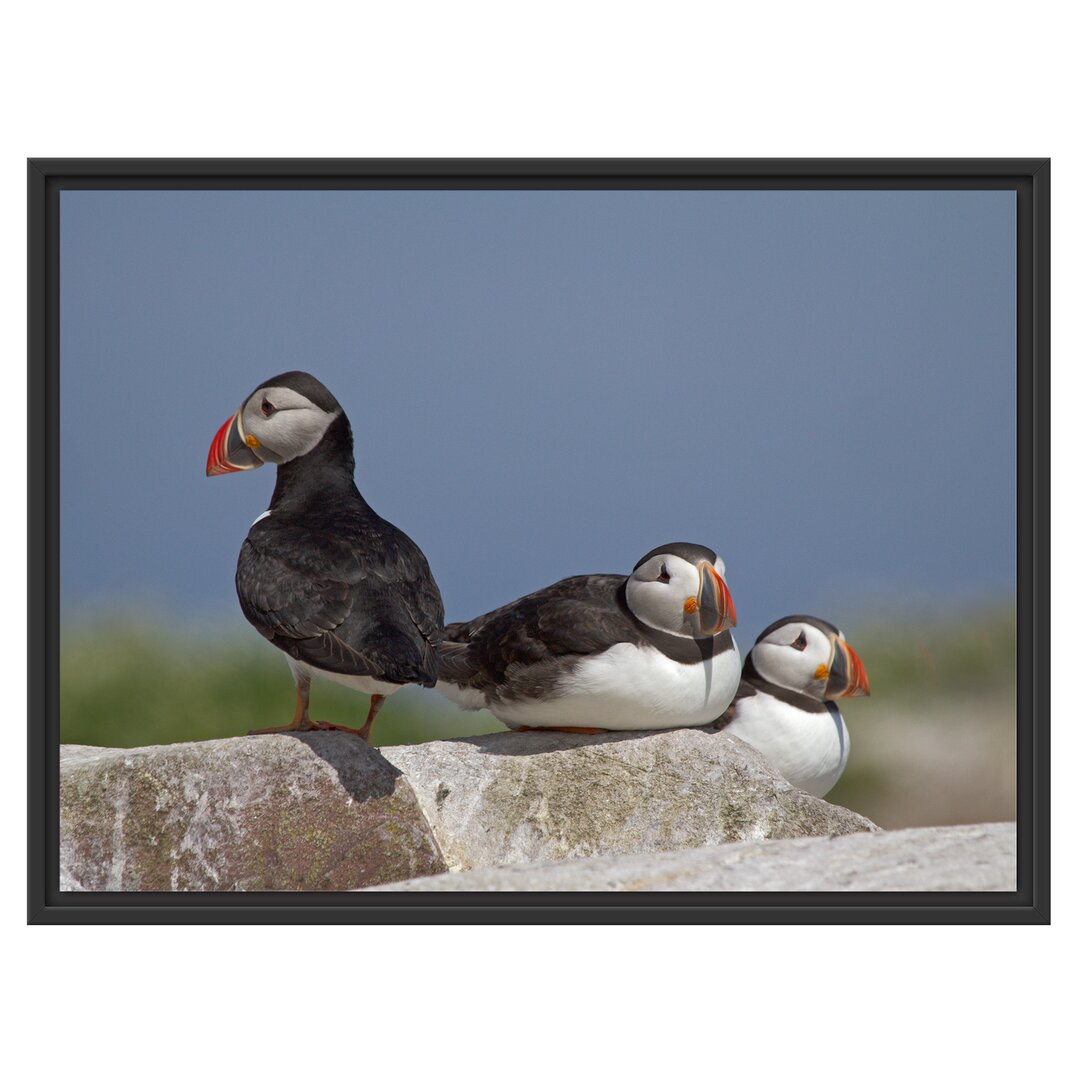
[[307, 575, 442, 686], [236, 537, 353, 641], [236, 514, 444, 686], [362, 523, 445, 666], [439, 575, 631, 691]]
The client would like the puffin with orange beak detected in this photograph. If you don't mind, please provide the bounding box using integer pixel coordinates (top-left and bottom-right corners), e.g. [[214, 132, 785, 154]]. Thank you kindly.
[[715, 615, 870, 797], [206, 371, 444, 743], [436, 542, 740, 732]]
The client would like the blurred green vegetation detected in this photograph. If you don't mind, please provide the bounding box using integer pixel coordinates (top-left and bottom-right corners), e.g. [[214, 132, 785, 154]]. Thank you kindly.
[[839, 602, 1016, 702], [60, 617, 502, 749], [61, 603, 1015, 773], [828, 602, 1016, 827]]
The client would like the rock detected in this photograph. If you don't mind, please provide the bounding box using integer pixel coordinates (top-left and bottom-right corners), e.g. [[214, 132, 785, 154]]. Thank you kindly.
[[60, 735, 447, 891], [60, 727, 880, 891], [368, 822, 1015, 891], [381, 727, 877, 872]]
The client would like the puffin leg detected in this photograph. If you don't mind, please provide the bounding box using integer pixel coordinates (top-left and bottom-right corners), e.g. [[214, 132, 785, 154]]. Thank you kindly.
[[312, 693, 386, 744], [359, 693, 386, 743], [514, 725, 609, 735], [248, 674, 318, 735]]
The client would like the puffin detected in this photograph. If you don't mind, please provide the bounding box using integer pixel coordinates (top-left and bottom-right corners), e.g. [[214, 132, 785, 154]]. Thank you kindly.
[[437, 542, 739, 732], [714, 615, 870, 797], [205, 370, 444, 743]]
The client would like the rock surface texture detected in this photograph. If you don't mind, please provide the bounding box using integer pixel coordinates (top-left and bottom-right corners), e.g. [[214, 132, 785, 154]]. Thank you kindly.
[[382, 728, 877, 871], [367, 822, 1016, 892], [60, 736, 447, 891], [61, 727, 881, 891]]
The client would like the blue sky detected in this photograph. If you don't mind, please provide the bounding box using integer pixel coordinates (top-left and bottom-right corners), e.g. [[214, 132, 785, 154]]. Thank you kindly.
[[60, 188, 1016, 641]]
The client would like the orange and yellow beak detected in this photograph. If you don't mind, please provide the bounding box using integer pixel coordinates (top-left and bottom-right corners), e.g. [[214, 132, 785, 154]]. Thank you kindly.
[[689, 561, 737, 637], [824, 638, 870, 698], [206, 410, 263, 477]]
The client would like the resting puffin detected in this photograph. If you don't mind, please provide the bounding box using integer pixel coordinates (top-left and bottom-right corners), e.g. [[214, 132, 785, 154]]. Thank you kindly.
[[437, 543, 739, 732], [205, 371, 444, 743], [715, 615, 870, 797]]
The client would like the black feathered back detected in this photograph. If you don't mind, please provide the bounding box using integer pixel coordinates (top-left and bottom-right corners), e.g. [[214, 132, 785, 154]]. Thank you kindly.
[[237, 501, 444, 687]]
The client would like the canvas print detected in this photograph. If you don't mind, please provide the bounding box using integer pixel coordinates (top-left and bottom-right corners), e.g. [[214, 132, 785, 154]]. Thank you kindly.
[[57, 186, 1017, 893]]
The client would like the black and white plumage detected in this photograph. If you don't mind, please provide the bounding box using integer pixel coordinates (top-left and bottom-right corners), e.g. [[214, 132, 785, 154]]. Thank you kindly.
[[437, 543, 739, 731], [206, 371, 444, 742], [715, 615, 870, 797]]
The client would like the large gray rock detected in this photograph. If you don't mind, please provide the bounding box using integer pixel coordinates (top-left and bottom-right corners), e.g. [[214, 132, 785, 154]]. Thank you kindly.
[[60, 735, 447, 891], [369, 823, 1015, 892], [382, 727, 877, 872], [59, 727, 878, 891]]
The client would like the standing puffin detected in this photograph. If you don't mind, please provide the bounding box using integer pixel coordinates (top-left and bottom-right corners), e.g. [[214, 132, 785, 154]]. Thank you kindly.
[[715, 615, 870, 797], [437, 543, 739, 732], [205, 371, 444, 743]]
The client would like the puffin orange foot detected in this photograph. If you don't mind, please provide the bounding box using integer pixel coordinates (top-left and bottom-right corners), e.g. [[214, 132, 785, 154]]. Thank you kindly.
[[514, 725, 609, 735], [247, 718, 319, 736], [310, 720, 371, 741]]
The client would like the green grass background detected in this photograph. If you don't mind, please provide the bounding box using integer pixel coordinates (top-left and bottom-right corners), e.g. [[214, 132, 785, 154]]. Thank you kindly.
[[60, 603, 1016, 828]]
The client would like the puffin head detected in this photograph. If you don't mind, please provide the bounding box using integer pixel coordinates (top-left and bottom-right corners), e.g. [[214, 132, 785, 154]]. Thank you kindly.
[[748, 615, 870, 700], [206, 371, 344, 476], [624, 542, 736, 640]]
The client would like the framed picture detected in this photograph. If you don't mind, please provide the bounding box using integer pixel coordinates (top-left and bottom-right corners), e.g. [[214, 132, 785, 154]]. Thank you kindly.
[[29, 158, 1049, 923]]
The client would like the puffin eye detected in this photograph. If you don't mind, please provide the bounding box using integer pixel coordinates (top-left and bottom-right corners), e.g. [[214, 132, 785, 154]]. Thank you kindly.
[[791, 631, 808, 651], [657, 564, 671, 584], [261, 398, 276, 417]]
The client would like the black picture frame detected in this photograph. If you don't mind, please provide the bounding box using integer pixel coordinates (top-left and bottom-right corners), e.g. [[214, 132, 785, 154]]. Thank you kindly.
[[28, 158, 1050, 924]]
